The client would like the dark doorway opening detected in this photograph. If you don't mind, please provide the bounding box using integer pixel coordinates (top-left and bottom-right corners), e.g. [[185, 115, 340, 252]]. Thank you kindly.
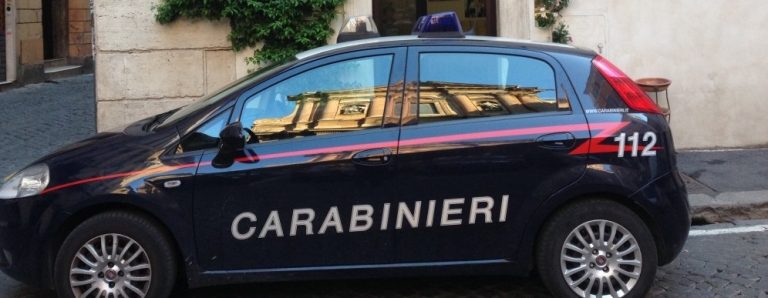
[[373, 0, 497, 37], [1, 6, 6, 81], [43, 0, 68, 60]]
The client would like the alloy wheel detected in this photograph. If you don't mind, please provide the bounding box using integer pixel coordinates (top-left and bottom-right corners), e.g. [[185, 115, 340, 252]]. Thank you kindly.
[[560, 219, 643, 298], [69, 233, 152, 298]]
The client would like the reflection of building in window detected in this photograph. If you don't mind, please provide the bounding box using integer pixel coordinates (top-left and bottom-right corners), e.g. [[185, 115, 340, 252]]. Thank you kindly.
[[417, 81, 560, 123], [249, 81, 564, 141], [249, 86, 390, 140]]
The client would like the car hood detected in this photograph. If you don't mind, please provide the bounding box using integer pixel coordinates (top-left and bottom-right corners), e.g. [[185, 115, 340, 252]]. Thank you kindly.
[[34, 124, 182, 192]]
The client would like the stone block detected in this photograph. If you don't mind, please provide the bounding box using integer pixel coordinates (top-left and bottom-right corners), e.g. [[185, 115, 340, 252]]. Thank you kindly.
[[69, 32, 93, 45], [16, 0, 41, 9], [95, 50, 206, 101], [17, 9, 42, 24], [97, 98, 197, 132], [234, 46, 260, 78], [93, 0, 231, 51], [69, 9, 92, 21], [69, 21, 92, 33], [20, 38, 44, 64], [205, 50, 236, 94], [18, 63, 45, 84], [17, 22, 42, 40], [69, 44, 93, 57], [69, 0, 90, 9]]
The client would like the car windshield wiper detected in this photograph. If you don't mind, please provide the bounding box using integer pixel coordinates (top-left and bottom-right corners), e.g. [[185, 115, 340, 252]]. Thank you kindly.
[[142, 111, 174, 132]]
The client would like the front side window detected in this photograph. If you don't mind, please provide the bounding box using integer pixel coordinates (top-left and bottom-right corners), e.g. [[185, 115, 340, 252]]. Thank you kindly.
[[417, 52, 563, 124], [240, 55, 394, 142]]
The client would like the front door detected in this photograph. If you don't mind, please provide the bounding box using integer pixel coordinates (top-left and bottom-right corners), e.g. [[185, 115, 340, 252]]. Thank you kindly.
[[193, 48, 406, 271], [391, 46, 589, 263]]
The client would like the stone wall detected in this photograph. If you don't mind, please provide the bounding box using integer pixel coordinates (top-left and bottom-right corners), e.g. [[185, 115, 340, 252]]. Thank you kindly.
[[16, 0, 44, 83], [94, 0, 370, 131], [68, 0, 93, 63], [93, 0, 237, 130]]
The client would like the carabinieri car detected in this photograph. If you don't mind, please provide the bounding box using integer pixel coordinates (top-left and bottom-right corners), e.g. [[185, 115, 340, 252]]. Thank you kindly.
[[0, 13, 689, 298]]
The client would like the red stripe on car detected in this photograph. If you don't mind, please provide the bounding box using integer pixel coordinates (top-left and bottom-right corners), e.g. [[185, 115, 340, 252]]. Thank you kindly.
[[42, 122, 630, 194]]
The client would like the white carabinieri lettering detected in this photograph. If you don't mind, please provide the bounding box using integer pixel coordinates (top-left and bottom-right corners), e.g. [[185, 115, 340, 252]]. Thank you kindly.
[[231, 194, 512, 240]]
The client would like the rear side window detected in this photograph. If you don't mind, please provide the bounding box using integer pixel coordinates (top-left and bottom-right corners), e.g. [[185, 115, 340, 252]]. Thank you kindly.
[[416, 53, 564, 124]]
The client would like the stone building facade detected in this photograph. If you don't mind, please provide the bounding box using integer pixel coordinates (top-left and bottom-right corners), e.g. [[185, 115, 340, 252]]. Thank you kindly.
[[93, 0, 768, 149], [1, 0, 93, 86]]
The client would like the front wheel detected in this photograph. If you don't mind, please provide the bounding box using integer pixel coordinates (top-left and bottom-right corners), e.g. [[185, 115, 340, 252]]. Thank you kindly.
[[54, 211, 177, 298], [536, 199, 658, 298]]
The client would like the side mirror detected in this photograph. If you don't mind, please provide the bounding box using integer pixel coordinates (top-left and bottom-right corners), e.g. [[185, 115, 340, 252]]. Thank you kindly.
[[212, 122, 246, 168]]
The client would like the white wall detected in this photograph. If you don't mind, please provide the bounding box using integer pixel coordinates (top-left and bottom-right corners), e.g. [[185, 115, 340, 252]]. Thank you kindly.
[[520, 0, 768, 149]]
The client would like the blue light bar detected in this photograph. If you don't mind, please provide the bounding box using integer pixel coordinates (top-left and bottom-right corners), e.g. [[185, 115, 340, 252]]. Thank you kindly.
[[411, 11, 465, 38]]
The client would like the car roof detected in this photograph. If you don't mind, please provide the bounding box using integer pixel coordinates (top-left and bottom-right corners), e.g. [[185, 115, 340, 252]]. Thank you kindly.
[[295, 35, 596, 61]]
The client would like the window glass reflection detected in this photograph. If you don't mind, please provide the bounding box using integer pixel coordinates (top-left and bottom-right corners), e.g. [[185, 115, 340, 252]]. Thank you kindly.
[[241, 55, 394, 142], [418, 53, 561, 123]]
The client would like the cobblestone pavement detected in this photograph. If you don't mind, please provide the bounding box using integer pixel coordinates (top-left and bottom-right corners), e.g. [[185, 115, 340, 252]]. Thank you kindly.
[[2, 221, 766, 297], [0, 74, 95, 179]]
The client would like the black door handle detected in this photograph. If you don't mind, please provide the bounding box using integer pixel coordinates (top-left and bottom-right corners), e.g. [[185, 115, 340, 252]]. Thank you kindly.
[[536, 132, 576, 150], [352, 148, 393, 166]]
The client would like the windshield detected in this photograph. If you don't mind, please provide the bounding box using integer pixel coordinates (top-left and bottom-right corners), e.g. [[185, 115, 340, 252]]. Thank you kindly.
[[156, 60, 295, 129]]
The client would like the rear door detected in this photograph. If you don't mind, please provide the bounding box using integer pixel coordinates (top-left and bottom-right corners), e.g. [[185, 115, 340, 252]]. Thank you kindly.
[[192, 48, 407, 271], [390, 46, 590, 263]]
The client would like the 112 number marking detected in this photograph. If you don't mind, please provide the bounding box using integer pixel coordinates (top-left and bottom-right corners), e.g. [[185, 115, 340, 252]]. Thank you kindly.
[[614, 132, 657, 157]]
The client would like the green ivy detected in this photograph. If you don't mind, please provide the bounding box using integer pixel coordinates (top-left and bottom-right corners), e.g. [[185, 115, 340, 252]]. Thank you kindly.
[[551, 23, 570, 44], [155, 0, 346, 65], [534, 0, 571, 44]]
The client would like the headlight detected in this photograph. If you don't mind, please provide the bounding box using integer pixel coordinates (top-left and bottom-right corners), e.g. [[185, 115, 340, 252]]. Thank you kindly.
[[0, 164, 50, 199]]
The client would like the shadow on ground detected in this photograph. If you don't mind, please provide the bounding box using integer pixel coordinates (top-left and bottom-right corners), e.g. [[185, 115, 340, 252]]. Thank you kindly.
[[177, 276, 552, 298]]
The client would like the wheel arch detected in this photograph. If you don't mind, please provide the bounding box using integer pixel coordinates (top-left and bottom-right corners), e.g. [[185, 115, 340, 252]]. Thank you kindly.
[[45, 200, 190, 289], [521, 191, 666, 272]]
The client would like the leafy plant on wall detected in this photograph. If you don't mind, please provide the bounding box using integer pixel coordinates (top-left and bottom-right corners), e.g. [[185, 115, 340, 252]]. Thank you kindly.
[[154, 0, 346, 65], [534, 0, 571, 44]]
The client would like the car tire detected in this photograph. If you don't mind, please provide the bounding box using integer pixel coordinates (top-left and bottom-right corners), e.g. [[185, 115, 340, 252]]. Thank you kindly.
[[536, 199, 657, 298], [54, 211, 177, 298]]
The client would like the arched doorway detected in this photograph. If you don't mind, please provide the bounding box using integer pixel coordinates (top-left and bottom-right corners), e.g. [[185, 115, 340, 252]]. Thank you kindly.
[[373, 0, 497, 36], [43, 0, 68, 60]]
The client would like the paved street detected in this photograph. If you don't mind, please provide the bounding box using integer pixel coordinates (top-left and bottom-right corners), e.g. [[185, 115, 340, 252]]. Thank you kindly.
[[184, 221, 768, 297], [0, 75, 95, 179], [679, 148, 768, 194], [1, 75, 767, 297], [2, 220, 767, 297]]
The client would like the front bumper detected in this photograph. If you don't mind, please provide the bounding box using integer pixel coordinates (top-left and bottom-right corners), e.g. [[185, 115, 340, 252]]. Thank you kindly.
[[0, 195, 53, 288]]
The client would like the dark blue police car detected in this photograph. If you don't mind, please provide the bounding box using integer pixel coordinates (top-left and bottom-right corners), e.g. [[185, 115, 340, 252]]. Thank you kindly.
[[0, 12, 689, 298]]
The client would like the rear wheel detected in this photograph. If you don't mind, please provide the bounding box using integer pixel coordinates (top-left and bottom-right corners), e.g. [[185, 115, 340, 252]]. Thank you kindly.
[[536, 199, 657, 298], [54, 211, 177, 298]]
